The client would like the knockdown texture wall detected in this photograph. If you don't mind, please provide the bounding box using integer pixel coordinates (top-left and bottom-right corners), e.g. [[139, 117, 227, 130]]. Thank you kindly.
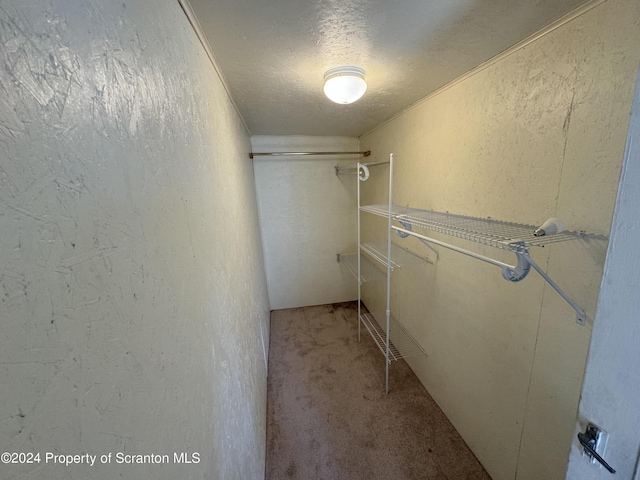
[[566, 65, 640, 480], [359, 1, 640, 479], [252, 136, 358, 310], [0, 1, 270, 479]]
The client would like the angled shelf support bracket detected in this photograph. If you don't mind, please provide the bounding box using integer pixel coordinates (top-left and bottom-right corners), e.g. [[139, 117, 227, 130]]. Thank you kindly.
[[395, 220, 440, 259], [526, 255, 587, 325]]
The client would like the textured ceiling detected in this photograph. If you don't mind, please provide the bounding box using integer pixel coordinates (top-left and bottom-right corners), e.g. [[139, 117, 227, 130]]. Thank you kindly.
[[187, 0, 590, 137]]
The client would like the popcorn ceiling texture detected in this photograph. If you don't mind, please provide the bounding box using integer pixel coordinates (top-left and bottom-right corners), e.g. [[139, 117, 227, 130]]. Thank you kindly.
[[188, 0, 590, 137], [0, 1, 270, 479]]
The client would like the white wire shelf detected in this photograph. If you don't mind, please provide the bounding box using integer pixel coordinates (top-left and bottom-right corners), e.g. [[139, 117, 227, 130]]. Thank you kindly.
[[360, 312, 427, 364], [361, 202, 601, 324], [360, 242, 427, 270], [339, 253, 386, 283], [360, 204, 589, 251]]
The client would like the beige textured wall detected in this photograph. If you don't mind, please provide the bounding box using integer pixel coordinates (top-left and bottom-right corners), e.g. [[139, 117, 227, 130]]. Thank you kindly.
[[359, 1, 640, 479], [566, 63, 640, 480], [252, 136, 359, 309], [0, 1, 270, 479]]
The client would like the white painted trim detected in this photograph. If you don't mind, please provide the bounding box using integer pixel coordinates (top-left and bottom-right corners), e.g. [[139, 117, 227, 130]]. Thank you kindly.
[[177, 0, 251, 135], [360, 0, 608, 139]]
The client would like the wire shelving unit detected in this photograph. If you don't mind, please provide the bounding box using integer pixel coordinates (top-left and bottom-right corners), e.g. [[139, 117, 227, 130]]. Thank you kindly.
[[341, 152, 600, 393], [362, 199, 598, 324], [353, 154, 429, 393]]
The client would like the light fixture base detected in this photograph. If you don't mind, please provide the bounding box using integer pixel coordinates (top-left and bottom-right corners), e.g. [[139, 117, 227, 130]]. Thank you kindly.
[[323, 66, 367, 104]]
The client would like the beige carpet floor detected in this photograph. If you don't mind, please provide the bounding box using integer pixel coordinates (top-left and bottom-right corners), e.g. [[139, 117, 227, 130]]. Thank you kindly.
[[266, 301, 492, 480]]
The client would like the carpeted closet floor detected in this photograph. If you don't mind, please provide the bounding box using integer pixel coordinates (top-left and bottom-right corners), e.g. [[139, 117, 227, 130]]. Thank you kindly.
[[266, 302, 491, 480]]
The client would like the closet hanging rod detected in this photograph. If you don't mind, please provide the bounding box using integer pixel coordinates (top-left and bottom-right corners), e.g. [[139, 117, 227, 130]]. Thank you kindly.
[[249, 150, 370, 159]]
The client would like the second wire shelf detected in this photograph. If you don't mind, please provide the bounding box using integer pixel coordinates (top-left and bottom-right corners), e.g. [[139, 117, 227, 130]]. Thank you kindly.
[[360, 312, 427, 364], [339, 253, 386, 283], [360, 241, 428, 270]]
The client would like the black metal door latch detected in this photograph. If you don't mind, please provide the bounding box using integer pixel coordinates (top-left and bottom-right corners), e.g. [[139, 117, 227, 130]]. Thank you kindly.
[[577, 423, 616, 474]]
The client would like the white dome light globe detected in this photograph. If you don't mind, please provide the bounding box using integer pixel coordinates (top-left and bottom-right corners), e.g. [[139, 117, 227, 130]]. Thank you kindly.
[[323, 66, 367, 104]]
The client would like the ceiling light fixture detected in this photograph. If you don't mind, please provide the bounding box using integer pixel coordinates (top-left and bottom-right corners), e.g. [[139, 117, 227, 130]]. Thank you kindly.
[[323, 66, 367, 104]]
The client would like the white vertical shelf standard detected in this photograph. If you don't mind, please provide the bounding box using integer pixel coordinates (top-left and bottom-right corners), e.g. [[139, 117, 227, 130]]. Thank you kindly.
[[357, 154, 428, 394]]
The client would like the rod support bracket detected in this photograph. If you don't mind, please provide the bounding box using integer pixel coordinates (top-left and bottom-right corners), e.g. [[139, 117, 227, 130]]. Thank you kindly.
[[502, 249, 531, 282]]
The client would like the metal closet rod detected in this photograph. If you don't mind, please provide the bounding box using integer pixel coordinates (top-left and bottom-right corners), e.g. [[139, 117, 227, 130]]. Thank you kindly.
[[249, 150, 371, 159]]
